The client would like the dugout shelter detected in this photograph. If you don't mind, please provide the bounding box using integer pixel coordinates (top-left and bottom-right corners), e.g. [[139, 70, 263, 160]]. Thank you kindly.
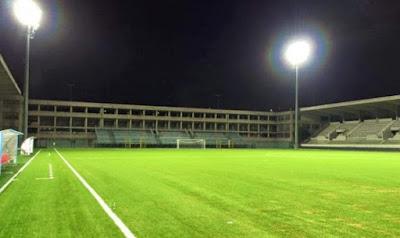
[[0, 129, 23, 175]]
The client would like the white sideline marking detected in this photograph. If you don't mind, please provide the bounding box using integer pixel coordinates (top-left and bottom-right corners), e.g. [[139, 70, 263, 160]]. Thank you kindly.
[[54, 149, 136, 238], [36, 163, 55, 180], [302, 143, 400, 149], [0, 150, 42, 194], [49, 163, 54, 179]]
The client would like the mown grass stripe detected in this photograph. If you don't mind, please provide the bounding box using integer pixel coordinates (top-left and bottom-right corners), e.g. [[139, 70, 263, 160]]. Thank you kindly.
[[54, 148, 136, 238], [0, 150, 41, 194]]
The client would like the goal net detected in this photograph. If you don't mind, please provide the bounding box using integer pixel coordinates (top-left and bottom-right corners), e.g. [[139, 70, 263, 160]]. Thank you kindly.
[[177, 139, 206, 149]]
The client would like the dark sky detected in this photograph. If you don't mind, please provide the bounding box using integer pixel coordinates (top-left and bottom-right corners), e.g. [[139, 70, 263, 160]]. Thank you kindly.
[[1, 0, 400, 111]]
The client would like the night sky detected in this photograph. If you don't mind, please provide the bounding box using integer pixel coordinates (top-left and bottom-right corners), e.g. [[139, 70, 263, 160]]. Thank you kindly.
[[1, 0, 400, 111]]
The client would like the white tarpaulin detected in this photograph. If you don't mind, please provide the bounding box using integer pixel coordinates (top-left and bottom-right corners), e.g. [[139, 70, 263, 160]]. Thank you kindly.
[[21, 137, 35, 155]]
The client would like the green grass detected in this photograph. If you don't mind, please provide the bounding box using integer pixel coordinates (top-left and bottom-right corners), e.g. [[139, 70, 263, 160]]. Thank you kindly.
[[0, 150, 123, 238], [1, 149, 400, 237], [0, 155, 30, 188]]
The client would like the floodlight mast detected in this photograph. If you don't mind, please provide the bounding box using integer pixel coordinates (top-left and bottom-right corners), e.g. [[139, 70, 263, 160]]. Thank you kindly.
[[13, 0, 42, 139], [283, 38, 312, 149]]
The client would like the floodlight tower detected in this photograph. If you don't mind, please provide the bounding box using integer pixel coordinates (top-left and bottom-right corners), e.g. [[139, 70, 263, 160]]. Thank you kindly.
[[13, 0, 42, 138], [283, 38, 313, 149]]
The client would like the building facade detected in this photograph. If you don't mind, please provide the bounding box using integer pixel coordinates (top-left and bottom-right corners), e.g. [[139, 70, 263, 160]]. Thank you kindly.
[[28, 99, 294, 147]]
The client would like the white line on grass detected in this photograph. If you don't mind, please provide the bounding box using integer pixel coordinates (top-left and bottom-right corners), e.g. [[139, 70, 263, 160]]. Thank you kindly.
[[0, 150, 42, 194], [49, 163, 53, 179], [35, 163, 55, 180], [54, 148, 136, 238]]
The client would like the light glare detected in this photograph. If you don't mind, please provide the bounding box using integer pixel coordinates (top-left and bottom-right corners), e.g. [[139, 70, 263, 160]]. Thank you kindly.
[[284, 39, 313, 67], [13, 0, 42, 29]]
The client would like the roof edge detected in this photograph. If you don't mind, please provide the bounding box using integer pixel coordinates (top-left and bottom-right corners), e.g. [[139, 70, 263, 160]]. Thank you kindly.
[[30, 98, 292, 115], [0, 54, 22, 95], [301, 94, 400, 112]]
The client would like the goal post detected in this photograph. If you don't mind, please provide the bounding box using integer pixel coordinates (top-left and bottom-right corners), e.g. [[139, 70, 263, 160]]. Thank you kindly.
[[176, 139, 206, 149]]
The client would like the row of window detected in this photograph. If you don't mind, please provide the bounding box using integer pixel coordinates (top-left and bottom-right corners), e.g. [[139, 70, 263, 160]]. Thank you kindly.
[[30, 123, 289, 132], [29, 104, 291, 121], [29, 116, 291, 129], [28, 128, 291, 137]]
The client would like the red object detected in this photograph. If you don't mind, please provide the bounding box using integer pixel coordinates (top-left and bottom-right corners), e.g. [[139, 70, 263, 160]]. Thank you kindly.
[[1, 153, 10, 165]]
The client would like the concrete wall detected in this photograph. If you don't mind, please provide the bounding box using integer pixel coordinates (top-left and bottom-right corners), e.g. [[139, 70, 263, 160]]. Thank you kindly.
[[0, 95, 23, 131]]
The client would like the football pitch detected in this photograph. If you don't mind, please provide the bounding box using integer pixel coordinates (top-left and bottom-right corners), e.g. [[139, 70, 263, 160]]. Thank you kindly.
[[0, 149, 399, 237]]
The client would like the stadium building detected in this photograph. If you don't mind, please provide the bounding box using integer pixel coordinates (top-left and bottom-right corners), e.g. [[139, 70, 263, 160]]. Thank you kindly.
[[302, 96, 400, 149], [3, 1, 400, 236], [0, 55, 23, 132], [2, 54, 400, 149]]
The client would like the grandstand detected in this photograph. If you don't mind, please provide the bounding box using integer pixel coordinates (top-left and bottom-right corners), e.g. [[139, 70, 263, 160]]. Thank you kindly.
[[302, 95, 400, 148], [1, 53, 400, 149], [0, 54, 295, 149], [27, 95, 400, 149], [2, 47, 400, 238], [29, 99, 293, 148]]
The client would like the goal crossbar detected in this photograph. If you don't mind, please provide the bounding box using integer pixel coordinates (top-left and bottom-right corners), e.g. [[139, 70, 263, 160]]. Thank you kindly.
[[176, 139, 206, 149]]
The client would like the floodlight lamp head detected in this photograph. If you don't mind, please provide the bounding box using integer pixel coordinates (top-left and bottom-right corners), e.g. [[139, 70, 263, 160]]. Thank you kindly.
[[284, 38, 313, 68], [13, 0, 42, 30]]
